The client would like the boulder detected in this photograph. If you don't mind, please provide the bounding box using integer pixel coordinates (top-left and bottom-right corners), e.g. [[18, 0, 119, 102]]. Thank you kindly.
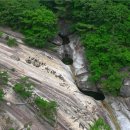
[[120, 79, 130, 97], [52, 35, 63, 46]]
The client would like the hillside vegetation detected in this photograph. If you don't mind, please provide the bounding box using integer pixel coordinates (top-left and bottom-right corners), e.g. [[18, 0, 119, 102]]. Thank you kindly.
[[40, 0, 130, 95], [0, 0, 57, 48]]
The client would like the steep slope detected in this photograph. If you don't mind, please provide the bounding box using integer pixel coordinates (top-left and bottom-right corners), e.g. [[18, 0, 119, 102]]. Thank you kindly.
[[0, 29, 103, 130]]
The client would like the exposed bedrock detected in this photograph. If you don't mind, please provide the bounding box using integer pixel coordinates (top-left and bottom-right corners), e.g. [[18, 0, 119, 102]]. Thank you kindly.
[[0, 27, 130, 130], [0, 40, 107, 130]]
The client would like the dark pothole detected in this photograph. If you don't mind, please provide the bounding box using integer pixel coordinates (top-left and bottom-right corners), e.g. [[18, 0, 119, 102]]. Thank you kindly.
[[62, 54, 73, 65], [79, 89, 105, 100], [59, 34, 70, 45]]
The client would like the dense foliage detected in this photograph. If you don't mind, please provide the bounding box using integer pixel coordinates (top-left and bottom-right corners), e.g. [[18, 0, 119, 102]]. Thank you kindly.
[[90, 118, 110, 130], [13, 77, 33, 99], [21, 8, 57, 47], [0, 0, 57, 48], [76, 1, 130, 95], [41, 0, 130, 95]]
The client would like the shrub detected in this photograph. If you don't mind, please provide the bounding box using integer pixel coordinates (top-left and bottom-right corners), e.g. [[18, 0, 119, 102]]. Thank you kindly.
[[0, 31, 3, 37], [11, 68, 16, 72], [34, 97, 57, 122], [0, 71, 9, 86], [90, 118, 110, 130], [7, 38, 17, 47], [9, 128, 15, 130], [13, 77, 33, 99], [0, 89, 4, 101]]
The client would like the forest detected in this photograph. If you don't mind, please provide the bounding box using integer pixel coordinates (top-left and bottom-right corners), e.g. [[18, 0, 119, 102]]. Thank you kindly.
[[0, 0, 130, 96]]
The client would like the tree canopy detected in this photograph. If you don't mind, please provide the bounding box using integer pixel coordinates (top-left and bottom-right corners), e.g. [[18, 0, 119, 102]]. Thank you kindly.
[[0, 0, 58, 48]]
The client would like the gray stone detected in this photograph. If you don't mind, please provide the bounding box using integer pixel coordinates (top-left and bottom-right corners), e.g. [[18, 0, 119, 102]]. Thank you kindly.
[[120, 85, 130, 97], [120, 79, 130, 97], [33, 61, 40, 67], [52, 35, 63, 46]]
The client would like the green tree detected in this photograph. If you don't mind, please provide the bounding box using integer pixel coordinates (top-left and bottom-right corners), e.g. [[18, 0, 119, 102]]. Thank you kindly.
[[21, 7, 57, 48], [0, 0, 40, 28], [0, 0, 58, 48]]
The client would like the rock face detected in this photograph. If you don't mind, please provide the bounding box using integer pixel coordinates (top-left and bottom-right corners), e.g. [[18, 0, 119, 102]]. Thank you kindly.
[[104, 96, 130, 130], [58, 35, 97, 92], [0, 37, 104, 130]]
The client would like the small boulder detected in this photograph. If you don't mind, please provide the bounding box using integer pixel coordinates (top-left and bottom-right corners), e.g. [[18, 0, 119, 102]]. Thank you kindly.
[[120, 79, 130, 97], [33, 61, 40, 67], [26, 59, 31, 64], [52, 35, 63, 46]]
